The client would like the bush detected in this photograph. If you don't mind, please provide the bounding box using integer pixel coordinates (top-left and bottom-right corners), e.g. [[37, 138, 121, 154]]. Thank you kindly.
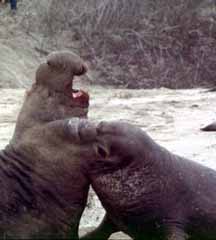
[[21, 0, 216, 89]]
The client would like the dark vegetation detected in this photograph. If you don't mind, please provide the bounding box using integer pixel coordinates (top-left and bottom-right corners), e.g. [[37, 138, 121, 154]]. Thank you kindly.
[[20, 0, 216, 88]]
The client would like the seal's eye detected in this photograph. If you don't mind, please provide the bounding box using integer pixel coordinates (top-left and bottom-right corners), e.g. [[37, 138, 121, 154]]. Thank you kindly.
[[98, 146, 107, 158], [94, 144, 109, 158]]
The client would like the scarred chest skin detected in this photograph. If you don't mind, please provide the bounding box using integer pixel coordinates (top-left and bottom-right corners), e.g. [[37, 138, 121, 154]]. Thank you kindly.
[[69, 120, 216, 240]]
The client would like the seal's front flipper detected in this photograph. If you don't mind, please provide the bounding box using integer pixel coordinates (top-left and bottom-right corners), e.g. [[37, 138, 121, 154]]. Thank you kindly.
[[166, 225, 188, 240]]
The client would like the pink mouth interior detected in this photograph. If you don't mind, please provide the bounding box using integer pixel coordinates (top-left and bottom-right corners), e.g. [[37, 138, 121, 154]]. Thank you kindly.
[[71, 89, 89, 106], [64, 79, 89, 107]]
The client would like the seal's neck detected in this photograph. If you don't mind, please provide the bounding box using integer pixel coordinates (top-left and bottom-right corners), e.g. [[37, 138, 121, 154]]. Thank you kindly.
[[0, 146, 36, 218], [0, 146, 75, 239], [12, 85, 50, 141]]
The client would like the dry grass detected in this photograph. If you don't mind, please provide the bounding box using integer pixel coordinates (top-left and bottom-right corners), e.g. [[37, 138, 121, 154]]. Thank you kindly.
[[20, 0, 216, 89]]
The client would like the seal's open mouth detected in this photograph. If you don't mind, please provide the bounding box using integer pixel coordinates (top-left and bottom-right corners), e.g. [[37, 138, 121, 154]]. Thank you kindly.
[[65, 80, 89, 108], [72, 89, 89, 108]]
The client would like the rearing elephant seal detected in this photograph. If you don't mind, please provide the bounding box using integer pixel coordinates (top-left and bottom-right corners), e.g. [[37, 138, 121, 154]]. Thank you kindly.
[[0, 51, 91, 239], [61, 119, 216, 240]]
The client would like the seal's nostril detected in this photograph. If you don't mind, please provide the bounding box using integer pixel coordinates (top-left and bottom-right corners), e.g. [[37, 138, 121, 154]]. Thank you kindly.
[[75, 64, 88, 76], [81, 65, 86, 75], [94, 143, 110, 158], [82, 64, 88, 73], [97, 145, 107, 158]]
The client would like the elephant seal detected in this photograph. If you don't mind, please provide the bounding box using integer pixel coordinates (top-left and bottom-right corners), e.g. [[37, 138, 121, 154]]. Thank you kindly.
[[0, 51, 91, 239], [201, 121, 216, 131], [63, 119, 216, 240]]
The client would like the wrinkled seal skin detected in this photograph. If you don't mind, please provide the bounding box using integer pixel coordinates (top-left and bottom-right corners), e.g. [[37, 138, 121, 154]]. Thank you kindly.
[[65, 119, 216, 240], [0, 51, 91, 239], [201, 121, 216, 131]]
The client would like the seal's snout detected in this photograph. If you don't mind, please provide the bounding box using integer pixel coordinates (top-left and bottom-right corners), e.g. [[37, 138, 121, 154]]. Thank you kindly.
[[35, 50, 90, 111], [47, 51, 88, 76], [74, 62, 88, 76], [67, 119, 97, 143], [78, 120, 97, 142]]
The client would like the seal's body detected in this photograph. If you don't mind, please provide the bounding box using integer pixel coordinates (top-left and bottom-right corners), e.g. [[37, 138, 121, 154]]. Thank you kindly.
[[64, 119, 216, 240], [201, 121, 216, 131], [0, 51, 90, 239]]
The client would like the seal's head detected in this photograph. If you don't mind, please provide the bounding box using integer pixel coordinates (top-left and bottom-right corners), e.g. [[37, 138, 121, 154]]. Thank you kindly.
[[14, 51, 90, 138], [35, 51, 89, 110], [28, 51, 89, 120]]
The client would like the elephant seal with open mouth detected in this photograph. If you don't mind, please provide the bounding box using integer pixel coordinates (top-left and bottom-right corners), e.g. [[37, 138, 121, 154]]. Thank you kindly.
[[0, 51, 91, 239], [62, 119, 216, 240]]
